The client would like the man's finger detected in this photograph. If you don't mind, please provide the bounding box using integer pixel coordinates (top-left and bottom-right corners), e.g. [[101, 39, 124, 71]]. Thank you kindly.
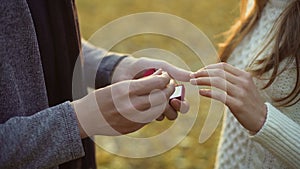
[[162, 62, 192, 82], [163, 104, 178, 120], [137, 58, 192, 82], [170, 99, 190, 114], [130, 72, 171, 95], [131, 82, 175, 111]]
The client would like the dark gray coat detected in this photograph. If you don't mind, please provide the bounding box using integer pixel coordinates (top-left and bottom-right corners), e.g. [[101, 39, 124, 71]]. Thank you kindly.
[[0, 0, 125, 168]]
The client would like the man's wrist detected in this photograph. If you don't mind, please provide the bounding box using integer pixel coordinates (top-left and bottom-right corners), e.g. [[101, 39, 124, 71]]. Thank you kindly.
[[70, 101, 88, 139], [95, 54, 127, 88]]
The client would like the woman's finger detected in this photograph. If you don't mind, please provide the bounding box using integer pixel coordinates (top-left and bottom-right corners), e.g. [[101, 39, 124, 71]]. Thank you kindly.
[[190, 68, 240, 85], [190, 76, 241, 97], [199, 88, 235, 106], [193, 62, 244, 77]]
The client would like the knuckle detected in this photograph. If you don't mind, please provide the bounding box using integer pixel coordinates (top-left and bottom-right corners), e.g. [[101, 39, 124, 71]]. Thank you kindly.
[[158, 91, 168, 102], [215, 92, 224, 102], [220, 62, 227, 67], [244, 81, 252, 89], [128, 87, 137, 96], [113, 84, 128, 96], [243, 72, 253, 81], [234, 100, 244, 108], [168, 84, 176, 95], [244, 72, 252, 79], [212, 77, 223, 85], [132, 97, 150, 110], [157, 77, 170, 88], [239, 72, 252, 88], [238, 89, 247, 99], [241, 79, 252, 89], [129, 81, 140, 93], [160, 60, 169, 67], [214, 69, 224, 76], [156, 80, 165, 89]]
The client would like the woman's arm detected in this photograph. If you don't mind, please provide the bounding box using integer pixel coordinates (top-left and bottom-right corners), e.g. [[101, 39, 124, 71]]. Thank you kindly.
[[251, 103, 300, 168], [190, 62, 300, 168]]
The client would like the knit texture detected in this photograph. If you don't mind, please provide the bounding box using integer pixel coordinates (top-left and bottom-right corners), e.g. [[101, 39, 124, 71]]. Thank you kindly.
[[214, 0, 300, 168]]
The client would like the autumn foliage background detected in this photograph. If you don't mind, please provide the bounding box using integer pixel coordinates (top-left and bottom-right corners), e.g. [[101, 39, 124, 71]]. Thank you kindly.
[[76, 0, 239, 168]]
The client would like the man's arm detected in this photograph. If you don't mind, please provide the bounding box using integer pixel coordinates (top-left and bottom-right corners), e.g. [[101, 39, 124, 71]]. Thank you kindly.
[[82, 40, 127, 89], [81, 40, 191, 117], [0, 102, 85, 169]]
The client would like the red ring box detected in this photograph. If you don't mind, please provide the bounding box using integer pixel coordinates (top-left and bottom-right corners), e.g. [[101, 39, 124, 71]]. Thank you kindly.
[[143, 68, 157, 77]]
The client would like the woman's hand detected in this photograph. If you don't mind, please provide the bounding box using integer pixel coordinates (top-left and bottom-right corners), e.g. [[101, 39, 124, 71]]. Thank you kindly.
[[190, 62, 267, 134], [73, 70, 180, 138]]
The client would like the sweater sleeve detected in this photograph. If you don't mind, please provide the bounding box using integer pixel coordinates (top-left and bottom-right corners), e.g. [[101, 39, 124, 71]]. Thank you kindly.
[[251, 102, 300, 168], [82, 40, 127, 89], [0, 102, 85, 169]]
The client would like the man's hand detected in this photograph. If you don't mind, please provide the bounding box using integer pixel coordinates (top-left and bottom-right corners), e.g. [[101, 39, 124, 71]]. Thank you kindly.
[[72, 71, 177, 138], [112, 57, 192, 83], [112, 57, 191, 118]]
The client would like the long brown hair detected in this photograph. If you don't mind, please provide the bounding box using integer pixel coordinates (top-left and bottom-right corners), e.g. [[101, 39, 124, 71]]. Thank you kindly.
[[219, 0, 300, 106]]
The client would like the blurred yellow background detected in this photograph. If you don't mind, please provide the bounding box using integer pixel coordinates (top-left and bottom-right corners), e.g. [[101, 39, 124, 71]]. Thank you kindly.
[[76, 0, 239, 169]]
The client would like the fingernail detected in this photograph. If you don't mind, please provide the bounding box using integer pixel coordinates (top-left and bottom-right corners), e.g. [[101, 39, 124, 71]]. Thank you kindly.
[[190, 79, 197, 85], [153, 69, 162, 75], [190, 74, 195, 78], [171, 99, 180, 108], [174, 99, 181, 108], [170, 79, 175, 86], [198, 89, 207, 96]]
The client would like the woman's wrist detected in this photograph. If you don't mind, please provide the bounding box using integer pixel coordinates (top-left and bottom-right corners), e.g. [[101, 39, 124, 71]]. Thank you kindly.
[[249, 103, 268, 135]]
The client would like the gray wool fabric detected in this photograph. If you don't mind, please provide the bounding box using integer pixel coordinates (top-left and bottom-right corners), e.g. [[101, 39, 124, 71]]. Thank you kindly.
[[0, 0, 125, 168]]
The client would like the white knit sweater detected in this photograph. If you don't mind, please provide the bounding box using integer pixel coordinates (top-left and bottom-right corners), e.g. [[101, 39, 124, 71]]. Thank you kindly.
[[214, 0, 300, 168]]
